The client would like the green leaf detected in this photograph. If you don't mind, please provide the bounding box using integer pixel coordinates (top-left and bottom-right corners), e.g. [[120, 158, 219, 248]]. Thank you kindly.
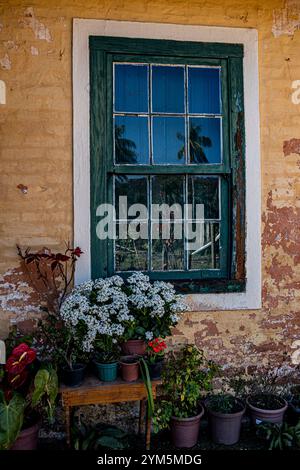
[[0, 392, 25, 450], [32, 367, 58, 418], [135, 326, 146, 336]]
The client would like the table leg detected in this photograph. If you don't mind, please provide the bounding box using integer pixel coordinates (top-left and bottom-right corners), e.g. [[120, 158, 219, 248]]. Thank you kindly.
[[145, 410, 152, 450], [65, 405, 71, 448], [139, 399, 146, 435]]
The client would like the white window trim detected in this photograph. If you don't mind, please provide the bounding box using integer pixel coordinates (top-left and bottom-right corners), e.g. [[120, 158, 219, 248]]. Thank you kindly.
[[73, 19, 261, 311]]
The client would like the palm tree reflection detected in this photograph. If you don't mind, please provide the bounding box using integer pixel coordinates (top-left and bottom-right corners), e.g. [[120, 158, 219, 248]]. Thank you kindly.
[[177, 124, 212, 163], [115, 124, 138, 164]]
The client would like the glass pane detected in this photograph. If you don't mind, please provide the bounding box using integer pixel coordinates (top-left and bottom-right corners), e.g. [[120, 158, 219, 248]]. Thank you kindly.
[[187, 222, 220, 269], [188, 67, 221, 114], [114, 116, 149, 164], [115, 175, 147, 220], [152, 222, 184, 271], [152, 65, 184, 113], [189, 117, 221, 164], [115, 222, 148, 271], [152, 117, 185, 164], [114, 64, 148, 113], [152, 175, 184, 209], [188, 176, 219, 220]]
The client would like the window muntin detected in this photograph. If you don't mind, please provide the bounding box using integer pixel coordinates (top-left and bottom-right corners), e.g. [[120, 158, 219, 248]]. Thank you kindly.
[[113, 63, 222, 166]]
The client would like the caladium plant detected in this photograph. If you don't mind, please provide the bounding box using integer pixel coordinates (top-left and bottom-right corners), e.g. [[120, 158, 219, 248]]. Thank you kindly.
[[0, 391, 25, 450]]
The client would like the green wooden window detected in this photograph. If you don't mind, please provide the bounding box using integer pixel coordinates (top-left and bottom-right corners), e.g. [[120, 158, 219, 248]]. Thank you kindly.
[[90, 37, 245, 293]]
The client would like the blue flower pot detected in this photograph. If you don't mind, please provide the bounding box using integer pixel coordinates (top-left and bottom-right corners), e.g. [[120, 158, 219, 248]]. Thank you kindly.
[[94, 360, 118, 382]]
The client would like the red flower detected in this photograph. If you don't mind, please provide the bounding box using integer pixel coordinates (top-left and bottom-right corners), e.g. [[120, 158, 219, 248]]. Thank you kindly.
[[147, 338, 167, 354], [72, 247, 83, 258], [5, 343, 36, 375]]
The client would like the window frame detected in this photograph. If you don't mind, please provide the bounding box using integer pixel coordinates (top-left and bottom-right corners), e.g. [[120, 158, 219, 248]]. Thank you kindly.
[[90, 36, 245, 294]]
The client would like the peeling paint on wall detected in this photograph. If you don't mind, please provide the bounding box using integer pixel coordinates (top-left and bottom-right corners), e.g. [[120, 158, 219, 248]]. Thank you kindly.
[[0, 53, 11, 70], [19, 7, 52, 42], [0, 267, 41, 325], [272, 0, 300, 37], [262, 191, 300, 265], [3, 40, 18, 51], [283, 138, 300, 156], [30, 45, 39, 56]]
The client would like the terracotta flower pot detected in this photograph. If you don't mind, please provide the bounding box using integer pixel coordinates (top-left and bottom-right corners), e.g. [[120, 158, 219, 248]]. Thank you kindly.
[[11, 422, 40, 450], [120, 355, 139, 382], [171, 406, 204, 448], [121, 340, 146, 356], [205, 398, 246, 445], [247, 395, 288, 425]]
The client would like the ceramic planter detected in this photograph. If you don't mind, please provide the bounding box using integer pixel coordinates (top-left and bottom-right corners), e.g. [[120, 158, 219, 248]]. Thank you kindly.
[[120, 355, 139, 382], [147, 359, 164, 379], [60, 363, 86, 387], [121, 340, 146, 356], [11, 422, 40, 450], [94, 360, 118, 382], [246, 395, 288, 425], [170, 406, 204, 448], [205, 398, 246, 445]]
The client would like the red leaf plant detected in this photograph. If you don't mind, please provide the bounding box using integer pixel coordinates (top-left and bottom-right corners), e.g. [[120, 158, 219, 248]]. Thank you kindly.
[[17, 243, 83, 316]]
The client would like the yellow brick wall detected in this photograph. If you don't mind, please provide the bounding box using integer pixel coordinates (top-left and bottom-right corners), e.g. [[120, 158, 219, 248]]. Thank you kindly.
[[0, 0, 299, 373]]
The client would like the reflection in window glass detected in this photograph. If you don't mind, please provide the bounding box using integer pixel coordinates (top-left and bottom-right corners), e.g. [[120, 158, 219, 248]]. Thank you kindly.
[[188, 67, 221, 115], [115, 176, 148, 220], [188, 176, 219, 219], [189, 117, 221, 164], [152, 175, 184, 208], [187, 222, 220, 269], [152, 223, 184, 271], [115, 227, 148, 271], [114, 116, 149, 164], [114, 64, 148, 113], [152, 117, 185, 164], [152, 65, 184, 113]]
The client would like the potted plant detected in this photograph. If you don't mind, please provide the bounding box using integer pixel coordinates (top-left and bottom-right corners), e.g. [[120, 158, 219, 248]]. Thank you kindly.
[[93, 336, 119, 382], [119, 355, 140, 382], [145, 338, 167, 379], [153, 345, 218, 448], [228, 365, 288, 427], [247, 394, 288, 425], [53, 276, 135, 386], [120, 273, 188, 355], [38, 313, 89, 387], [0, 342, 58, 450], [205, 394, 246, 445]]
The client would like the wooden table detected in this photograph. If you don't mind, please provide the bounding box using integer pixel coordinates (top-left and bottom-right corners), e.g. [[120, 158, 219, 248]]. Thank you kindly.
[[60, 376, 161, 450]]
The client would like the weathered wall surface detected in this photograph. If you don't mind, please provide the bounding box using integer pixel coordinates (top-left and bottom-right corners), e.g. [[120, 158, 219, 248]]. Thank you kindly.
[[0, 0, 300, 375]]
